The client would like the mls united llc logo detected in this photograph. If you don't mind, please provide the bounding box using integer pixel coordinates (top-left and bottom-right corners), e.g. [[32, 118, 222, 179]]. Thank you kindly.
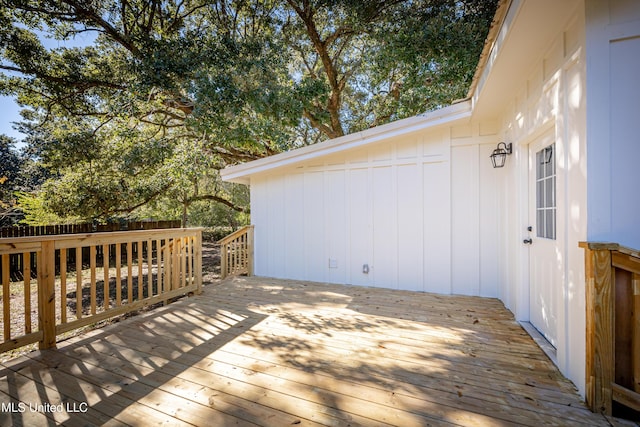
[[1, 401, 88, 413]]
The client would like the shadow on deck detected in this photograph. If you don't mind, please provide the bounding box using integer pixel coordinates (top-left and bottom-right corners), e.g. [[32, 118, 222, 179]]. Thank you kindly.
[[0, 276, 616, 426]]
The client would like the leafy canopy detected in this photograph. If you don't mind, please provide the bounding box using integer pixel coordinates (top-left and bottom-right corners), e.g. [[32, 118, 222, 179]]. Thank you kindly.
[[0, 0, 497, 224]]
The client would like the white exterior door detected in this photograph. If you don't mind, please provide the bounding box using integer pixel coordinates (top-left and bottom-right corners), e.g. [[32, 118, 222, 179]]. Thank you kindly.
[[527, 135, 560, 347]]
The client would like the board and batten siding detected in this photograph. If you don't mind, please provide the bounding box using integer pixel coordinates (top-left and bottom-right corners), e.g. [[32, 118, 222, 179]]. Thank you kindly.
[[250, 126, 502, 297], [586, 0, 640, 249], [494, 4, 588, 394]]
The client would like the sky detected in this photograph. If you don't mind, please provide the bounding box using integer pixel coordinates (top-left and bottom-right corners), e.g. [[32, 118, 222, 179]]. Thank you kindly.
[[1, 29, 96, 149], [0, 96, 23, 144]]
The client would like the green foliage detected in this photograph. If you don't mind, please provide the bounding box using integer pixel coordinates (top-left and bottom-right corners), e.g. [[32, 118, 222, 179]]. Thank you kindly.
[[0, 0, 498, 226], [0, 134, 50, 225], [15, 191, 76, 225]]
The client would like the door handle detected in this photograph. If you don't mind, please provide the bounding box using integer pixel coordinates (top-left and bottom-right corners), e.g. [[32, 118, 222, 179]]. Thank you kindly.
[[523, 238, 533, 244]]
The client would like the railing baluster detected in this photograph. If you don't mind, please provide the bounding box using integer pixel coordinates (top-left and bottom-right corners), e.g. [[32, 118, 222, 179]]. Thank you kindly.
[[60, 248, 67, 324], [181, 238, 187, 288], [187, 237, 193, 287], [634, 272, 640, 395], [127, 242, 133, 304], [137, 241, 144, 300], [172, 239, 180, 290], [24, 252, 31, 333], [115, 243, 122, 306], [156, 239, 162, 297], [147, 239, 153, 296], [194, 230, 202, 294], [164, 240, 171, 295], [76, 247, 82, 319], [90, 246, 97, 315], [218, 226, 254, 279], [2, 254, 10, 340], [103, 244, 109, 311]]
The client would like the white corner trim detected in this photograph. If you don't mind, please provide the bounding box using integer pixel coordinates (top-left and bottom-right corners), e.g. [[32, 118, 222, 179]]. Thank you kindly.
[[221, 101, 472, 184], [520, 321, 558, 366]]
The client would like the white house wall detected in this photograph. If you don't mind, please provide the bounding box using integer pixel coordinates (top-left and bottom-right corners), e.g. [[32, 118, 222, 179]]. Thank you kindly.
[[586, 0, 640, 249], [236, 0, 640, 401], [250, 126, 502, 296], [495, 5, 588, 394]]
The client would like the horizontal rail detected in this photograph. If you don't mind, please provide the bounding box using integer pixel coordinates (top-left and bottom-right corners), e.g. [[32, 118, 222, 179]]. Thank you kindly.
[[218, 225, 253, 245], [612, 383, 640, 413], [0, 228, 203, 254], [0, 228, 203, 354]]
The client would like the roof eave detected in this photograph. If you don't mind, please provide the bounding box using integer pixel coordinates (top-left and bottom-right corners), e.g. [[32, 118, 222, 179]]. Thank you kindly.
[[221, 100, 472, 184], [465, 0, 514, 104]]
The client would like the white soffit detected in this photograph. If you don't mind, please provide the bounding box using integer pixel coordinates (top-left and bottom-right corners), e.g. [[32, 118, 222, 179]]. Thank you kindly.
[[471, 0, 581, 118], [221, 100, 472, 184]]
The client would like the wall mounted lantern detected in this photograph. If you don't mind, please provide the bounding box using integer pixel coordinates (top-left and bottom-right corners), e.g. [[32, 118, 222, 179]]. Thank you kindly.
[[490, 142, 513, 168]]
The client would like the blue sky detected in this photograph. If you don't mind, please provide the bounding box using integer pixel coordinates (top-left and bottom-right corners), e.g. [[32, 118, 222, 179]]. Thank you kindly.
[[0, 95, 23, 144]]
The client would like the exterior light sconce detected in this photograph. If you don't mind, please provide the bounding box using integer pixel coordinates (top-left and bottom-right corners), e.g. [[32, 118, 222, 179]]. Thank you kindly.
[[490, 142, 513, 168]]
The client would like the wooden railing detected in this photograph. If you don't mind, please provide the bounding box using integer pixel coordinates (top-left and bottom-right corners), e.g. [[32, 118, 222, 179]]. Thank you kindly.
[[0, 220, 181, 238], [218, 225, 253, 279], [0, 228, 202, 353], [581, 242, 640, 417]]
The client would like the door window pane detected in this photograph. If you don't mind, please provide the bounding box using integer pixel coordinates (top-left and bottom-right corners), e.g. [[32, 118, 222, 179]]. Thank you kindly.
[[535, 143, 556, 240]]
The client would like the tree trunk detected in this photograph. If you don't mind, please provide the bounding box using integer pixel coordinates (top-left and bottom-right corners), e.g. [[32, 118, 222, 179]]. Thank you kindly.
[[181, 202, 189, 228]]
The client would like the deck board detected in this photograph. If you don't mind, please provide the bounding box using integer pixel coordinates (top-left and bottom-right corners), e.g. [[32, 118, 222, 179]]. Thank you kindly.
[[0, 276, 613, 426]]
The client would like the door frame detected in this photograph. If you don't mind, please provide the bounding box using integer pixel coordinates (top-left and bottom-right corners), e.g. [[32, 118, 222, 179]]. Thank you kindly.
[[514, 119, 569, 366], [527, 129, 561, 347]]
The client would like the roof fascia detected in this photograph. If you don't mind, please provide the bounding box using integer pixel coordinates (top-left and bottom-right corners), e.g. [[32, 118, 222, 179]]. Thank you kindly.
[[464, 0, 516, 104], [221, 100, 472, 184]]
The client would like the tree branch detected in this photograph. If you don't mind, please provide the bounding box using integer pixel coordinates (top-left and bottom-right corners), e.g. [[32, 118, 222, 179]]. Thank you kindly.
[[186, 194, 246, 212]]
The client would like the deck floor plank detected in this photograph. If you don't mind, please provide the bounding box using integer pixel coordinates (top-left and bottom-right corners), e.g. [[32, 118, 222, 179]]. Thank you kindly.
[[0, 276, 613, 426]]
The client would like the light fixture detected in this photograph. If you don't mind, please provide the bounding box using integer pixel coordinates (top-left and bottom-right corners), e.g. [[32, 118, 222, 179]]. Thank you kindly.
[[490, 142, 512, 168]]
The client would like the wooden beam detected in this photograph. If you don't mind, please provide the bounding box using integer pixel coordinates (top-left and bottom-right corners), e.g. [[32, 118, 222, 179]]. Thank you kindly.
[[612, 251, 640, 275], [194, 231, 202, 294], [2, 253, 10, 341], [156, 238, 163, 297], [0, 228, 204, 355], [583, 246, 614, 415], [247, 225, 254, 277], [38, 241, 56, 349], [612, 383, 640, 412], [103, 244, 110, 311], [138, 241, 144, 300], [0, 331, 42, 353], [634, 273, 640, 394], [24, 252, 32, 333], [76, 247, 82, 320], [127, 242, 133, 304], [218, 225, 253, 245], [60, 248, 67, 324], [90, 246, 97, 315], [221, 243, 228, 280], [115, 243, 122, 306]]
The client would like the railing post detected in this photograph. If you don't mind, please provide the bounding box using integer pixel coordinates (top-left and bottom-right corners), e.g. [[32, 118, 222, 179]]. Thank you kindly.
[[581, 242, 614, 415], [221, 242, 228, 280], [634, 272, 640, 396], [38, 241, 56, 350], [247, 225, 254, 277], [194, 230, 203, 294]]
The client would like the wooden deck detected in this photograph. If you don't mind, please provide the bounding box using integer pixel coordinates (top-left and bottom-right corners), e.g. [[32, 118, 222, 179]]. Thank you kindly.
[[0, 276, 614, 426]]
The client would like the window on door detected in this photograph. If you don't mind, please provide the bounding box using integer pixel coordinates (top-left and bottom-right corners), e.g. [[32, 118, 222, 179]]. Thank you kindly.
[[536, 143, 556, 239]]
